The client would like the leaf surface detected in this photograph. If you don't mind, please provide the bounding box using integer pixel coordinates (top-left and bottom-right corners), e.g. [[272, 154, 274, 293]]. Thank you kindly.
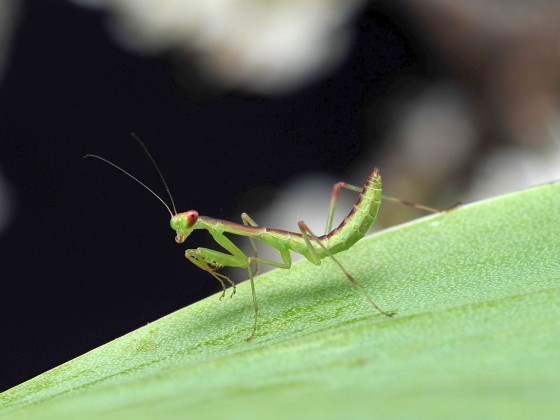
[[1, 182, 559, 419]]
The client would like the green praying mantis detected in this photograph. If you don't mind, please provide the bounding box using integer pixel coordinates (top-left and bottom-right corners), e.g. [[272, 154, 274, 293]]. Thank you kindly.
[[85, 135, 446, 341]]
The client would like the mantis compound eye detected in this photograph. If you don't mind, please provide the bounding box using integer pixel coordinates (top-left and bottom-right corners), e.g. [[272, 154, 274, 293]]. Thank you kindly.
[[185, 210, 199, 228]]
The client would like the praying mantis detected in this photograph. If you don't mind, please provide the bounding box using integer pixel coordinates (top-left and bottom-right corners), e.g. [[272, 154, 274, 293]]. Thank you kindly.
[[85, 135, 444, 341]]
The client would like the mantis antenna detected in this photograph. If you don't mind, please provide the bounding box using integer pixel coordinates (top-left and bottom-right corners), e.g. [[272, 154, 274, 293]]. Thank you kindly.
[[83, 153, 175, 218], [130, 132, 178, 215]]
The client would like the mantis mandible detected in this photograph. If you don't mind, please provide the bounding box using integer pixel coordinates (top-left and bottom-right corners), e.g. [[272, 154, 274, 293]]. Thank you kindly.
[[85, 135, 441, 341]]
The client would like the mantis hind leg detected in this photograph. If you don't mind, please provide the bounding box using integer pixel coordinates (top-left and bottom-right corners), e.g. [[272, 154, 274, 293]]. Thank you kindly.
[[325, 181, 362, 234], [325, 179, 458, 234], [298, 221, 395, 318]]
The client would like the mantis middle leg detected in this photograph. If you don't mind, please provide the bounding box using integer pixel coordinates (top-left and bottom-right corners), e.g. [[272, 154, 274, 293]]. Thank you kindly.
[[241, 212, 260, 276]]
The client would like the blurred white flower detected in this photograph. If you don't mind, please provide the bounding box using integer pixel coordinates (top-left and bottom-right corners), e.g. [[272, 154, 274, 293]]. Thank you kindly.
[[71, 0, 365, 93], [463, 121, 560, 202]]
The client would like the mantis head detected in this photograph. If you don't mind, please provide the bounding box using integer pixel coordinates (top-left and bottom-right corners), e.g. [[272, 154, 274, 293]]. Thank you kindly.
[[170, 210, 199, 244]]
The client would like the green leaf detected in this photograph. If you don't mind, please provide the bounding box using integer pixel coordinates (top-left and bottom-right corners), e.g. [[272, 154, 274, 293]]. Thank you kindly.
[[2, 182, 559, 419]]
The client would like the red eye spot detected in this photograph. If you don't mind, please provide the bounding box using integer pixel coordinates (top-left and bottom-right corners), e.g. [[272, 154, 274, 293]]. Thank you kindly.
[[186, 210, 199, 227]]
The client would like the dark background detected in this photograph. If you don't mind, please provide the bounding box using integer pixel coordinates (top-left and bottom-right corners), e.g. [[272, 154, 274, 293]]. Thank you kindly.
[[0, 1, 434, 391]]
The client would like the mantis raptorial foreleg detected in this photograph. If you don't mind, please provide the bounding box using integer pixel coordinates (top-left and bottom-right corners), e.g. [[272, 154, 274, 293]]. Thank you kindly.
[[185, 232, 246, 299], [188, 230, 292, 341], [185, 249, 237, 299]]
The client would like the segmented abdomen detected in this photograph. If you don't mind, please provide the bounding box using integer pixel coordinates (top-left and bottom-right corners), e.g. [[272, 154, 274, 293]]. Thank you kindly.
[[322, 168, 382, 255]]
